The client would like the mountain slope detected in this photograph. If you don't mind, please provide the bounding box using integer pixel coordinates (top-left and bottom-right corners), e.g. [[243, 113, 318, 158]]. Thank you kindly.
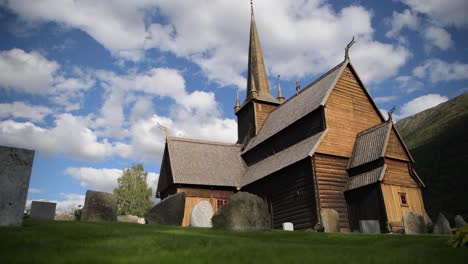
[[396, 92, 468, 222]]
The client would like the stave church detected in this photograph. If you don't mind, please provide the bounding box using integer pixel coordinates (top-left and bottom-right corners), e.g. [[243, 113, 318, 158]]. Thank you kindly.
[[156, 4, 426, 232]]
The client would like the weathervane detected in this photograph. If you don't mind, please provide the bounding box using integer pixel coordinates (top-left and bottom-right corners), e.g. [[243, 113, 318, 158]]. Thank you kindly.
[[345, 36, 356, 61], [295, 80, 301, 95], [156, 122, 170, 140]]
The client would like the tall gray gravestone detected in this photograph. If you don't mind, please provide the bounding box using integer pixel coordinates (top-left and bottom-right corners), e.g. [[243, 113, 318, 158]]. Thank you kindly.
[[403, 211, 426, 234], [81, 190, 117, 222], [434, 213, 451, 234], [0, 146, 35, 226], [30, 201, 56, 220]]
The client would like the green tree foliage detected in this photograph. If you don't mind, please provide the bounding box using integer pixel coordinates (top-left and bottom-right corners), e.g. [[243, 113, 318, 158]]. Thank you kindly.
[[113, 164, 153, 217]]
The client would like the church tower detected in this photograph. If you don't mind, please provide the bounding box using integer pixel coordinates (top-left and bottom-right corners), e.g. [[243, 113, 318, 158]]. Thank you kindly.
[[235, 3, 280, 144]]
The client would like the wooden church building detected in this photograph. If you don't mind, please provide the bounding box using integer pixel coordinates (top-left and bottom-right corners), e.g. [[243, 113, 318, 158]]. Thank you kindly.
[[156, 5, 426, 231]]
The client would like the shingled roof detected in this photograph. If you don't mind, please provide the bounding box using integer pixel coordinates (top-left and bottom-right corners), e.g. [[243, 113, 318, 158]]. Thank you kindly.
[[242, 130, 327, 187], [346, 164, 387, 191], [165, 137, 246, 187], [242, 61, 346, 154], [348, 121, 392, 169]]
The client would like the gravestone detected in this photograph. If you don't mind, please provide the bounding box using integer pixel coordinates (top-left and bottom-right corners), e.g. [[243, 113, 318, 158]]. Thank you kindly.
[[190, 200, 213, 228], [454, 215, 466, 228], [30, 201, 56, 220], [403, 211, 426, 234], [212, 192, 271, 231], [81, 190, 117, 222], [0, 146, 35, 226], [282, 222, 294, 231], [137, 217, 145, 224], [434, 213, 451, 234], [117, 215, 139, 223], [321, 209, 340, 232], [146, 192, 186, 226], [359, 220, 381, 234]]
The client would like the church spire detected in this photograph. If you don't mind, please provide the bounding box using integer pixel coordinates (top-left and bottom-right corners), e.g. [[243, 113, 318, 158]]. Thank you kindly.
[[245, 1, 277, 103], [234, 89, 241, 112], [277, 75, 284, 103]]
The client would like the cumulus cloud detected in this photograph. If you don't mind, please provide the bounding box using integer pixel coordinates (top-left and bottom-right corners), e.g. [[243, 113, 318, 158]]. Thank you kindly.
[[3, 1, 410, 87], [399, 0, 468, 28], [395, 75, 424, 93], [375, 96, 398, 103], [422, 26, 453, 50], [399, 94, 448, 118], [386, 9, 420, 38], [0, 102, 52, 122], [413, 59, 468, 83]]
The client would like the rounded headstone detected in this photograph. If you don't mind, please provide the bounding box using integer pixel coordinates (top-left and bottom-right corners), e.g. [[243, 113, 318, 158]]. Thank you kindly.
[[403, 211, 426, 234], [190, 201, 214, 228], [321, 209, 340, 232], [81, 190, 117, 222], [434, 213, 451, 234], [212, 192, 271, 231], [146, 192, 186, 226], [282, 222, 294, 231], [454, 215, 466, 228]]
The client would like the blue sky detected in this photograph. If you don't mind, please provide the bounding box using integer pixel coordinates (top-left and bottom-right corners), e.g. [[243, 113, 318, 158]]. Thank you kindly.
[[0, 0, 467, 213]]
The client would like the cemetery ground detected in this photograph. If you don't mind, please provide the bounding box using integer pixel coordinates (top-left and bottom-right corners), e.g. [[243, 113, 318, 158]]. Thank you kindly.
[[0, 220, 466, 264]]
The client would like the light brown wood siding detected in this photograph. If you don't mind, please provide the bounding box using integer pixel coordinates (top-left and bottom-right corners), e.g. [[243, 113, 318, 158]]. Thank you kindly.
[[381, 184, 425, 230], [255, 102, 277, 133], [383, 158, 418, 187], [313, 154, 350, 231], [317, 66, 382, 157], [385, 128, 410, 161], [176, 187, 234, 227]]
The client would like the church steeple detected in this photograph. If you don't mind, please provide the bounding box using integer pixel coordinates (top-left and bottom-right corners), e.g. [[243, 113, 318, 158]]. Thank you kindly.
[[245, 1, 278, 104]]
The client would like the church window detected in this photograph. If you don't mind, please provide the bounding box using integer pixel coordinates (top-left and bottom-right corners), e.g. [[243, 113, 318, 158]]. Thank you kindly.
[[217, 199, 227, 210], [399, 192, 408, 206]]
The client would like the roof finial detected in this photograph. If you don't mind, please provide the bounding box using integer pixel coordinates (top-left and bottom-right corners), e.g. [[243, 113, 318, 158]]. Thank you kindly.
[[234, 89, 241, 112], [157, 122, 170, 141], [388, 105, 396, 122], [345, 36, 356, 61], [295, 80, 301, 95], [277, 75, 285, 103], [250, 0, 254, 16]]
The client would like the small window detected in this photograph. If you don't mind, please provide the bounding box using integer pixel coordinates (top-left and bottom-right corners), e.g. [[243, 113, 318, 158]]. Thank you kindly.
[[399, 192, 408, 207], [216, 199, 227, 210]]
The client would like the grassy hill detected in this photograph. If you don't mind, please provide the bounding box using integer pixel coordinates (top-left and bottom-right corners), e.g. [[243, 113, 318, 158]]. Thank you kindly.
[[396, 92, 468, 222], [0, 220, 466, 263]]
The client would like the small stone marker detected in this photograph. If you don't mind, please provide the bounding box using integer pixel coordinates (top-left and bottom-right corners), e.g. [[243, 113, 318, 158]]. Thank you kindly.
[[359, 220, 381, 234], [212, 192, 271, 231], [403, 211, 426, 234], [190, 200, 214, 228], [282, 222, 294, 231], [454, 215, 466, 228], [146, 192, 186, 226], [434, 213, 451, 234], [117, 215, 139, 223], [81, 190, 117, 222], [321, 209, 340, 232], [30, 201, 56, 220], [137, 217, 145, 224], [0, 146, 34, 226]]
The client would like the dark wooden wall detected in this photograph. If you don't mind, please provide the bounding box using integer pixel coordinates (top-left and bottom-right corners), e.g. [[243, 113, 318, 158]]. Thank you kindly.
[[345, 183, 388, 232], [156, 145, 174, 199], [313, 153, 350, 231], [243, 159, 318, 230]]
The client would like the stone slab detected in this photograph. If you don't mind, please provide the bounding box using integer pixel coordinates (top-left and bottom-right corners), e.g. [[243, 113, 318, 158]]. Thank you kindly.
[[30, 201, 56, 220], [117, 215, 139, 223], [321, 209, 340, 233], [359, 220, 381, 234], [146, 192, 185, 226], [282, 222, 294, 231], [81, 190, 117, 222], [403, 211, 426, 234], [454, 215, 466, 228], [190, 200, 213, 228], [434, 213, 451, 234], [0, 146, 34, 226]]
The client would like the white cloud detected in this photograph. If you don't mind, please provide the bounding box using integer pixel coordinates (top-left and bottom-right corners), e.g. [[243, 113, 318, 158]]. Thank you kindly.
[[375, 96, 397, 103], [0, 114, 113, 161], [399, 94, 448, 118], [395, 75, 424, 93], [0, 102, 52, 122], [386, 9, 419, 38], [413, 59, 468, 83], [0, 48, 58, 94], [64, 167, 123, 192], [3, 1, 410, 87], [423, 26, 453, 50], [400, 0, 468, 28]]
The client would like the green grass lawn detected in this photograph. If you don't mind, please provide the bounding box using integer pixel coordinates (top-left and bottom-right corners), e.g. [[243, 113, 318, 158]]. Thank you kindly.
[[0, 220, 466, 264]]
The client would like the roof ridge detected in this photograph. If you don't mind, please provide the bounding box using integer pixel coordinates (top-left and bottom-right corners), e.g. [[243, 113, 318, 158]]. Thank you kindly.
[[170, 136, 243, 147]]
